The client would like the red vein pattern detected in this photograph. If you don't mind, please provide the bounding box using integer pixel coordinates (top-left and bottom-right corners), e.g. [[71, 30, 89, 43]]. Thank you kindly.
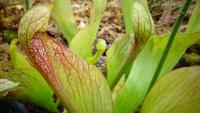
[[25, 33, 113, 113], [17, 4, 112, 113], [18, 5, 52, 47]]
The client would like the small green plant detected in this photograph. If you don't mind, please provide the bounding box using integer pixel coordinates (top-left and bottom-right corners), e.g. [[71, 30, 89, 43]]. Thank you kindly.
[[0, 0, 200, 113]]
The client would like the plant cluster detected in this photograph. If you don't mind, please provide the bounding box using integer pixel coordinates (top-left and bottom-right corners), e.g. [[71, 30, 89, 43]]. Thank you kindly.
[[0, 0, 200, 113]]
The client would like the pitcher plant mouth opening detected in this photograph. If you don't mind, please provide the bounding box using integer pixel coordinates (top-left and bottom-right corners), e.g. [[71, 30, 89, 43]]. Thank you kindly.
[[1, 0, 200, 113]]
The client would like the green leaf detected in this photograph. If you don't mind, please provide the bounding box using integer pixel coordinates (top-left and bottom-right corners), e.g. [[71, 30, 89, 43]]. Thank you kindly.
[[121, 0, 153, 34], [150, 0, 192, 88], [186, 0, 200, 32], [107, 34, 135, 89], [25, 32, 113, 113], [70, 0, 107, 59], [114, 32, 200, 113], [0, 79, 18, 97], [52, 0, 77, 43], [10, 39, 30, 69], [18, 4, 112, 111], [131, 2, 153, 41], [0, 69, 58, 112], [0, 39, 58, 112], [107, 32, 152, 89], [18, 4, 52, 46], [120, 0, 134, 33], [141, 66, 200, 113], [107, 1, 154, 89]]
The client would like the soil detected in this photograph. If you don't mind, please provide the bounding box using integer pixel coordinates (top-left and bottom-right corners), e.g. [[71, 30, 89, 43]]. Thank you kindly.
[[0, 0, 199, 113]]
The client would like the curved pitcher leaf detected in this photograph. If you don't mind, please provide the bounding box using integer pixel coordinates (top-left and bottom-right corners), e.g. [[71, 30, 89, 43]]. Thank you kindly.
[[107, 34, 135, 89], [114, 32, 200, 113], [23, 32, 113, 113], [141, 66, 200, 113], [0, 79, 18, 97], [0, 39, 58, 112], [108, 0, 154, 89], [70, 0, 107, 59], [131, 2, 153, 42], [18, 4, 52, 46], [52, 0, 77, 42], [121, 0, 153, 36]]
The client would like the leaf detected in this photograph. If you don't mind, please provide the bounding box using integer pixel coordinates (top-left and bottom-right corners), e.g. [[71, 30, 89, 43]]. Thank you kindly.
[[70, 0, 107, 59], [107, 9, 152, 89], [120, 0, 134, 33], [18, 4, 52, 46], [52, 0, 77, 43], [0, 69, 58, 112], [107, 34, 135, 89], [17, 4, 111, 111], [0, 39, 58, 112], [107, 1, 154, 89], [141, 66, 200, 113], [10, 39, 30, 69], [131, 2, 153, 41], [24, 32, 113, 113], [114, 32, 200, 113], [0, 79, 18, 97], [186, 0, 200, 32], [120, 0, 153, 35]]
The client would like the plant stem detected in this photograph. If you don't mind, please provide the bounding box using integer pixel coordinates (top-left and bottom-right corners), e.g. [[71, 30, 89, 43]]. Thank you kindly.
[[25, 0, 30, 10], [149, 0, 192, 89]]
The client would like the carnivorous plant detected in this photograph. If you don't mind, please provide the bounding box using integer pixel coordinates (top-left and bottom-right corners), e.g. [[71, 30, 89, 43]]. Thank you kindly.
[[0, 0, 200, 113]]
